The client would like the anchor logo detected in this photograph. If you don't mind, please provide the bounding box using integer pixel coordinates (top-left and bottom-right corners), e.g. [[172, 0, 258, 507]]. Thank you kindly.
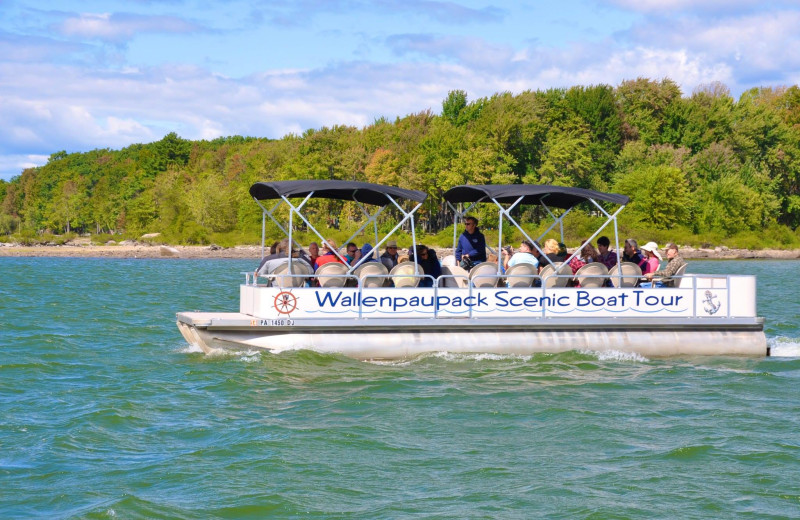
[[702, 290, 721, 315], [273, 291, 298, 315]]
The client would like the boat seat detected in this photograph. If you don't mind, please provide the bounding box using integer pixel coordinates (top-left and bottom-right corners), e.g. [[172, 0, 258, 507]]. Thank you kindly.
[[439, 265, 469, 287], [665, 262, 689, 288], [271, 260, 312, 288], [440, 254, 457, 267], [469, 262, 501, 288], [504, 263, 538, 288], [608, 262, 642, 287], [390, 261, 421, 287], [353, 261, 389, 288], [539, 262, 571, 288], [315, 262, 349, 287], [574, 262, 609, 288]]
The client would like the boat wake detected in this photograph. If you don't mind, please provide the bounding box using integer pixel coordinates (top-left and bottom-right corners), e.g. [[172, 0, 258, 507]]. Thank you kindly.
[[176, 343, 204, 354], [768, 336, 800, 357], [579, 349, 650, 363]]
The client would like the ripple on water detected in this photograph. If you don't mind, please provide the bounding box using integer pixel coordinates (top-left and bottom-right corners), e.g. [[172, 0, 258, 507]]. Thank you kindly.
[[3, 258, 800, 518]]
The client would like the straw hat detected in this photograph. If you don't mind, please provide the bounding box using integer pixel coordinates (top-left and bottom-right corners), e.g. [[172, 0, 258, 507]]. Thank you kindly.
[[323, 238, 337, 251], [640, 241, 662, 260]]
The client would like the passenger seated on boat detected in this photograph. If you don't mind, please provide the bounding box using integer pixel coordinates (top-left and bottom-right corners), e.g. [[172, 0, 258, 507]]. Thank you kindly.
[[359, 243, 379, 262], [314, 239, 345, 270], [622, 238, 648, 271], [639, 242, 662, 275], [307, 242, 320, 267], [569, 240, 599, 276], [409, 244, 442, 287], [502, 240, 539, 274], [380, 240, 399, 270], [456, 216, 487, 270], [255, 238, 313, 284], [345, 242, 360, 265], [596, 236, 618, 269], [256, 238, 289, 277], [541, 238, 562, 268], [642, 243, 686, 288], [556, 242, 568, 262]]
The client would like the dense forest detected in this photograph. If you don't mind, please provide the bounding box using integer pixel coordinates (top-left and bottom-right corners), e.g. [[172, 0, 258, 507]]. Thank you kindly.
[[2, 78, 799, 249]]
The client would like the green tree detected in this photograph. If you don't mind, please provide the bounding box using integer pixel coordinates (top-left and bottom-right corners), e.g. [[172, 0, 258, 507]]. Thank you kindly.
[[693, 174, 765, 234], [564, 84, 623, 185], [615, 77, 683, 145], [680, 82, 734, 152], [531, 118, 595, 188], [613, 165, 691, 228], [442, 90, 468, 125]]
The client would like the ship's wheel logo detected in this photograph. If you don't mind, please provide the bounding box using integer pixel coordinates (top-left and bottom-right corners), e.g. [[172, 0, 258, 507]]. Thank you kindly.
[[273, 291, 298, 315]]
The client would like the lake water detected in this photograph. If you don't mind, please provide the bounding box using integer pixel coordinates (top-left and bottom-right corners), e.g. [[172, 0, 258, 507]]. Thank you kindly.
[[1, 258, 799, 518]]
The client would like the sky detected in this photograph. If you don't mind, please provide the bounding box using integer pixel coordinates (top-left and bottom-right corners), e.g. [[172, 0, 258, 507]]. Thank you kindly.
[[2, 0, 800, 181]]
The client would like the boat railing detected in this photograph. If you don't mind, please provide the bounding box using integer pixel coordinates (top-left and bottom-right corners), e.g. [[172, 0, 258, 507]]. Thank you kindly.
[[241, 272, 751, 319]]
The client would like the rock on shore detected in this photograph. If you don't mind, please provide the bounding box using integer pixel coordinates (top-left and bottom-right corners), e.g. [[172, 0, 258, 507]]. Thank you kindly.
[[0, 242, 798, 260]]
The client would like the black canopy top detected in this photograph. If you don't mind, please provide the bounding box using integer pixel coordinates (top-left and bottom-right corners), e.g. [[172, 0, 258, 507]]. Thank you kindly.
[[442, 184, 629, 208], [250, 180, 427, 206]]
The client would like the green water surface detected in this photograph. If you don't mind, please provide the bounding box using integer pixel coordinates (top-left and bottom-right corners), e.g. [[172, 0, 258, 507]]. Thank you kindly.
[[1, 258, 799, 519]]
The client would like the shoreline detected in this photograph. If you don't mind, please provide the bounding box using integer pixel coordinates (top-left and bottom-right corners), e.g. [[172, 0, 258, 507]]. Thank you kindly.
[[1, 242, 799, 260]]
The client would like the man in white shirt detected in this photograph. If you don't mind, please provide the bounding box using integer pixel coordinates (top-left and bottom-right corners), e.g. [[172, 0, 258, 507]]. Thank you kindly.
[[502, 240, 539, 272]]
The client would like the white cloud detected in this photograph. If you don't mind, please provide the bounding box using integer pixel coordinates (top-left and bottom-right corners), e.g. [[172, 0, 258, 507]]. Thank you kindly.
[[386, 33, 516, 70], [1, 0, 800, 181], [621, 9, 800, 88], [603, 0, 785, 15], [0, 154, 49, 181], [57, 12, 200, 42]]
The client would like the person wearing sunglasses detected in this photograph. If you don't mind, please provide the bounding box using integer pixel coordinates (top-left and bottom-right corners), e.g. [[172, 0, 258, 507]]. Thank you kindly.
[[344, 242, 361, 265], [380, 240, 400, 270], [409, 244, 442, 288], [455, 216, 486, 270]]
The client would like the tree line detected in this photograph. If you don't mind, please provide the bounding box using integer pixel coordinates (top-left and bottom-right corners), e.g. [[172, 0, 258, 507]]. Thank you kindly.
[[1, 78, 799, 248]]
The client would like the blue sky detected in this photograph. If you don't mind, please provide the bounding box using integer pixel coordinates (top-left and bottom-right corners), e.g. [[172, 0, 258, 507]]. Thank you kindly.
[[2, 0, 800, 180]]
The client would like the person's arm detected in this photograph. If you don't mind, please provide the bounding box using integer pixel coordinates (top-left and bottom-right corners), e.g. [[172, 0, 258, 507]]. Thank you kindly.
[[661, 258, 685, 278], [455, 234, 464, 260], [475, 232, 487, 260], [431, 258, 442, 279]]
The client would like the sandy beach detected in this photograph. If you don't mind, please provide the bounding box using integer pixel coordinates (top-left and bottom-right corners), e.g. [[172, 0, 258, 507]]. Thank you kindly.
[[1, 240, 799, 260]]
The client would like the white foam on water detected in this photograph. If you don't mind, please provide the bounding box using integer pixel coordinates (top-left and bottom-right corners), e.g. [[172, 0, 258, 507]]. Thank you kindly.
[[237, 350, 263, 362], [580, 349, 650, 363], [768, 336, 800, 358], [430, 351, 532, 362], [176, 343, 204, 354]]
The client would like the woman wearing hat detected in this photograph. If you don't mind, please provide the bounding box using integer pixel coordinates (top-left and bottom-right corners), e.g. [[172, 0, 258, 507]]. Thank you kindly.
[[639, 241, 662, 275]]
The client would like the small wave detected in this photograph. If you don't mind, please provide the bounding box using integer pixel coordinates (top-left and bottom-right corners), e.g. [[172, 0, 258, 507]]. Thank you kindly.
[[238, 350, 263, 362], [580, 349, 650, 363], [425, 351, 533, 363], [176, 343, 204, 354], [367, 351, 533, 365], [431, 351, 531, 362], [768, 336, 800, 358]]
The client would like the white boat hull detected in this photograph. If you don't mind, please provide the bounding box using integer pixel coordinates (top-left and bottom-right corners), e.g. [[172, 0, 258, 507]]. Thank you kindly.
[[176, 312, 767, 359]]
